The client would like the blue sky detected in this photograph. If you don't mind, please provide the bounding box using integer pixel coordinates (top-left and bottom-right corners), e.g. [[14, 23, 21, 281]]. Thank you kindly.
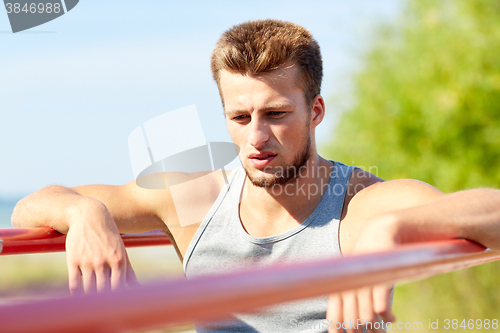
[[0, 0, 403, 198]]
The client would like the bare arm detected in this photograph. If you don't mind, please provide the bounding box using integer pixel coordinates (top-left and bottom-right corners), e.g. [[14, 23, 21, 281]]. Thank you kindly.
[[351, 183, 500, 252], [11, 171, 226, 294], [11, 178, 173, 294], [12, 181, 170, 234], [329, 180, 500, 333]]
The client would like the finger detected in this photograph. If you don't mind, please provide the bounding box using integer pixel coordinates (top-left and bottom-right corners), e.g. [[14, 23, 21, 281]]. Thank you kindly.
[[357, 287, 387, 332], [95, 265, 112, 293], [126, 259, 140, 288], [67, 264, 82, 296], [342, 291, 363, 333], [373, 284, 396, 323], [82, 268, 97, 294], [327, 293, 344, 333], [357, 287, 376, 332], [110, 263, 126, 291]]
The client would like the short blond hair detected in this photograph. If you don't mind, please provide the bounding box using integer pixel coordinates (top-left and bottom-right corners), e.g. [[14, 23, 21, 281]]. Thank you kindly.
[[211, 19, 323, 106]]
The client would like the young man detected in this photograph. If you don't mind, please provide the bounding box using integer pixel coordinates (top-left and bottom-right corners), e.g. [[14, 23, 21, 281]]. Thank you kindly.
[[12, 20, 500, 333]]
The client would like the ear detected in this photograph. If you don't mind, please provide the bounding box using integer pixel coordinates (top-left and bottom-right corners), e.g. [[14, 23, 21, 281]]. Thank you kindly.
[[310, 95, 325, 128]]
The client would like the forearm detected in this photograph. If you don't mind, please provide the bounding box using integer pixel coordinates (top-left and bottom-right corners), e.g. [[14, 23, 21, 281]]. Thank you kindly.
[[386, 188, 500, 250], [11, 185, 141, 294], [11, 185, 106, 234]]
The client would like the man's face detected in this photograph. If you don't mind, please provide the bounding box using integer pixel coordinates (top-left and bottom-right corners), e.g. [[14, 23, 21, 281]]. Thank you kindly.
[[220, 66, 313, 187]]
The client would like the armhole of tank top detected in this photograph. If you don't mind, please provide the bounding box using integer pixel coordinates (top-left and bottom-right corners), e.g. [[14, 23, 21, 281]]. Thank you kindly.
[[333, 162, 357, 257], [183, 168, 242, 272]]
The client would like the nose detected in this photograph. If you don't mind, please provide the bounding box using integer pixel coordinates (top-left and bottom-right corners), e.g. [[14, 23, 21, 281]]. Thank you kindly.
[[247, 117, 269, 149]]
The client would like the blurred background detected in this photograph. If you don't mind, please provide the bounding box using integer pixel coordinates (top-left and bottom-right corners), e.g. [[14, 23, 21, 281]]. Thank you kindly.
[[1, 0, 499, 332], [324, 0, 500, 328]]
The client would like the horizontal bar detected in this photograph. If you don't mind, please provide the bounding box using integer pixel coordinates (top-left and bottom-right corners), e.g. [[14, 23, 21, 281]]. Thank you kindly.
[[0, 228, 171, 255], [0, 239, 499, 333]]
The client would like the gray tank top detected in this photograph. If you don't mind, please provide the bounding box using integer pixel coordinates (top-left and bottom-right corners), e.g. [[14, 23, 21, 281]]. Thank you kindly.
[[183, 161, 355, 333]]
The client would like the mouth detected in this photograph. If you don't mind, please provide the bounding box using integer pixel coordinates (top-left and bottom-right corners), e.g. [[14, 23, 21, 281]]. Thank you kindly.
[[250, 153, 277, 160], [248, 152, 277, 167]]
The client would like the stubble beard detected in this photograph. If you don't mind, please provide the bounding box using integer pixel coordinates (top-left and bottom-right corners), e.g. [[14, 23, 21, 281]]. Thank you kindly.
[[245, 134, 311, 188]]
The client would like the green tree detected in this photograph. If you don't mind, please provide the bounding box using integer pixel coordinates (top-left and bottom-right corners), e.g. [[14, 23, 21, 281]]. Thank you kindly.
[[324, 0, 500, 326]]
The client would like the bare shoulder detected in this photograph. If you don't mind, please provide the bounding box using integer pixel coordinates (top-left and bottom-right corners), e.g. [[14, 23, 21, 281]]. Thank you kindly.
[[153, 169, 231, 257], [341, 168, 382, 219], [349, 178, 445, 215], [169, 169, 229, 205], [340, 171, 445, 254]]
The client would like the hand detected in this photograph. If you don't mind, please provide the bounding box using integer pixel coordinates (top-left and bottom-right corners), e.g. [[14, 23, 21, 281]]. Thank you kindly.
[[64, 199, 139, 294], [327, 215, 400, 332], [327, 286, 395, 333]]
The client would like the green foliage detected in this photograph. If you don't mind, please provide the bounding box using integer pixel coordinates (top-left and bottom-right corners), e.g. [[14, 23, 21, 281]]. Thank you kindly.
[[326, 0, 500, 192], [324, 0, 500, 326]]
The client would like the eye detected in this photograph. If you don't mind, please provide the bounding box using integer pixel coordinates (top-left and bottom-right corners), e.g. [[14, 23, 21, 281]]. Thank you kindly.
[[232, 114, 249, 121], [268, 111, 286, 117]]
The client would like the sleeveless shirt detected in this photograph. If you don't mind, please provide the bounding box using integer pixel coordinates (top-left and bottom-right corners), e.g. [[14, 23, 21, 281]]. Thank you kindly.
[[183, 161, 355, 332]]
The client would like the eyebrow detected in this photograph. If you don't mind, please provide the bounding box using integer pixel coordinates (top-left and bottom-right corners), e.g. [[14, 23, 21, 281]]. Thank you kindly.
[[225, 102, 296, 116]]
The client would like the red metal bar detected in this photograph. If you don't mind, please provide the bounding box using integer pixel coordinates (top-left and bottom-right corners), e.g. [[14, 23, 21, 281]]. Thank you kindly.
[[0, 228, 171, 255], [0, 239, 499, 333]]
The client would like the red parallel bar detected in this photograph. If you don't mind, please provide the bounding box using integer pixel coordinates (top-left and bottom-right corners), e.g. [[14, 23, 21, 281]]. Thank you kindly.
[[0, 228, 171, 255], [0, 239, 499, 333]]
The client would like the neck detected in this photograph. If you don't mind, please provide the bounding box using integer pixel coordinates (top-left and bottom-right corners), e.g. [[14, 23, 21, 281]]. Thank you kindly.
[[240, 155, 334, 235]]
